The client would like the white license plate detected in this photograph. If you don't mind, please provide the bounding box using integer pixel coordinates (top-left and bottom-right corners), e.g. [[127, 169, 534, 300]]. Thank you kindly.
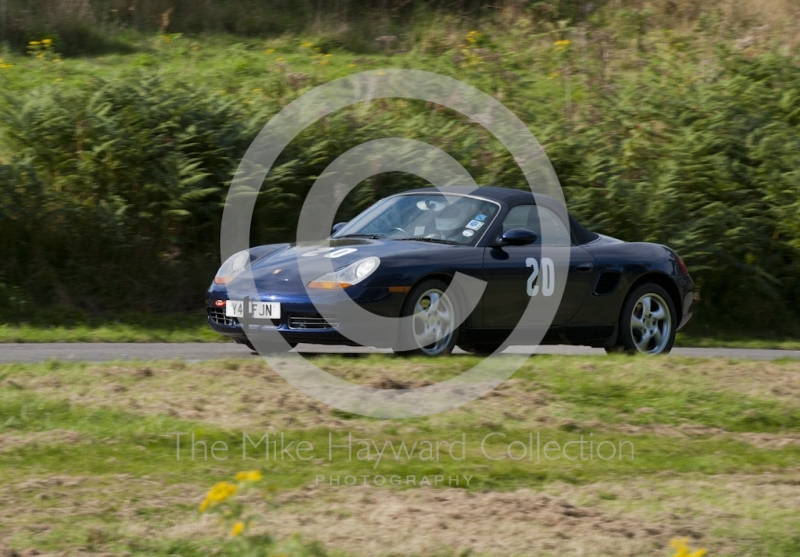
[[225, 300, 281, 319]]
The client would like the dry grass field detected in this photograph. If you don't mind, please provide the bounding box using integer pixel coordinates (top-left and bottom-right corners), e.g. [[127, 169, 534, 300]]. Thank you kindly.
[[1, 354, 799, 556]]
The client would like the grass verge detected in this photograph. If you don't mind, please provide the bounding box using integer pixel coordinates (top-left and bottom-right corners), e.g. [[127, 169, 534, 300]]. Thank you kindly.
[[0, 311, 223, 343], [2, 310, 800, 349], [1, 354, 799, 555]]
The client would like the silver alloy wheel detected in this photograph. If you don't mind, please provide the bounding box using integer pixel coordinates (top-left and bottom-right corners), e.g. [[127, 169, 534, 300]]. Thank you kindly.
[[630, 292, 672, 354], [411, 288, 455, 355]]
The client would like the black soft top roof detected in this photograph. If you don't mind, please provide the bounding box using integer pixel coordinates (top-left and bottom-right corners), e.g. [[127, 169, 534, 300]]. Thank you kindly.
[[400, 186, 599, 245]]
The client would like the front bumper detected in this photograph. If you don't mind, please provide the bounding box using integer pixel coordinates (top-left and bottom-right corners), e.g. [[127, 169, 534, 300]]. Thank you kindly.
[[205, 287, 407, 347]]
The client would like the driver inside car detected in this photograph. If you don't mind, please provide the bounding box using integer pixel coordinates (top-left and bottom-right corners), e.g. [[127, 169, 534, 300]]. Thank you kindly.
[[433, 202, 476, 243]]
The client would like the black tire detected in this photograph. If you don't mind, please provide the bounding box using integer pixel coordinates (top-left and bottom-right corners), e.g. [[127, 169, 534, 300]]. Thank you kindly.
[[396, 279, 461, 357], [616, 283, 677, 355]]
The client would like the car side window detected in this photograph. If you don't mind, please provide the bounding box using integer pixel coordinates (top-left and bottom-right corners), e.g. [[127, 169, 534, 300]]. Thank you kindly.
[[502, 206, 532, 232], [500, 205, 571, 245]]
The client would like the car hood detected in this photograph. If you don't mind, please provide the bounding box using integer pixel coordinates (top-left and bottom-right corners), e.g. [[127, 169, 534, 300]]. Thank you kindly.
[[228, 238, 461, 292]]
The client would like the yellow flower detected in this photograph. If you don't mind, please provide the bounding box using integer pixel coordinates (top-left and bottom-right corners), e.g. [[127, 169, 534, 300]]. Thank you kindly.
[[276, 57, 284, 62], [235, 470, 263, 482], [348, 63, 356, 67], [669, 538, 706, 557], [266, 48, 275, 53], [201, 481, 238, 510], [54, 77, 63, 82], [231, 521, 245, 537], [28, 40, 41, 46], [42, 38, 53, 45], [554, 39, 571, 51], [323, 53, 331, 57], [301, 41, 314, 48]]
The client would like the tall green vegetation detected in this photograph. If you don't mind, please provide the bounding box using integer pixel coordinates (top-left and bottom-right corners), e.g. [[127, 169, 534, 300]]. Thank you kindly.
[[0, 0, 798, 333]]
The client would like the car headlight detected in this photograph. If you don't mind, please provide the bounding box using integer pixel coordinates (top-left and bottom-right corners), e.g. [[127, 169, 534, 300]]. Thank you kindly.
[[308, 256, 380, 289], [214, 250, 250, 285]]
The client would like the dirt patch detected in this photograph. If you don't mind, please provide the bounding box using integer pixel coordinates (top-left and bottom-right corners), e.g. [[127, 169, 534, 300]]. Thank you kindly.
[[7, 356, 800, 436], [0, 474, 203, 554], [600, 422, 800, 449], [0, 430, 84, 454], [165, 484, 673, 556], [365, 375, 433, 390], [670, 358, 800, 400], [10, 360, 564, 432], [3, 470, 800, 556]]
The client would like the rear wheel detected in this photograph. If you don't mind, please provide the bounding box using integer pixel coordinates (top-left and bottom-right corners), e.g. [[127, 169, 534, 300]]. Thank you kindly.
[[396, 279, 460, 356], [614, 283, 676, 355]]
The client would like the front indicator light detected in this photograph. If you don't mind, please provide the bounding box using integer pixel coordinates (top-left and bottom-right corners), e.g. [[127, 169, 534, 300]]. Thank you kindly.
[[307, 280, 353, 290]]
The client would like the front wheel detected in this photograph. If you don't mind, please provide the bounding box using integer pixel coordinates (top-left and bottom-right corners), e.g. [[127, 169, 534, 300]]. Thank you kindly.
[[396, 279, 460, 356], [615, 283, 677, 355]]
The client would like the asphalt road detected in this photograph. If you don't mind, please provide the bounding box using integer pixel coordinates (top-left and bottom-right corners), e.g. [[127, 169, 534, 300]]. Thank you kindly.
[[0, 343, 798, 363]]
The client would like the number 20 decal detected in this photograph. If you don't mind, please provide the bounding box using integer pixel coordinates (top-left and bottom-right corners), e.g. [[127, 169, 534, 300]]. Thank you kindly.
[[526, 257, 555, 297], [302, 247, 358, 258]]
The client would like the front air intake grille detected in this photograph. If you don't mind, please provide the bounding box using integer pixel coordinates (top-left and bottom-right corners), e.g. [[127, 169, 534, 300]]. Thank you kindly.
[[288, 314, 340, 330], [594, 271, 621, 295], [208, 307, 238, 326]]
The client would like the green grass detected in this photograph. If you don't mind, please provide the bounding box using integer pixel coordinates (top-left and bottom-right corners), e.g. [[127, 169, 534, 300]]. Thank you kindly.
[[2, 309, 799, 347], [5, 390, 797, 487], [677, 331, 800, 351], [0, 311, 223, 342], [0, 32, 414, 100], [2, 355, 800, 555]]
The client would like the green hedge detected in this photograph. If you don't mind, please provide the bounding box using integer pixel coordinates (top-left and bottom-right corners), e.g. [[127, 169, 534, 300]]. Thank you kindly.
[[0, 44, 798, 332]]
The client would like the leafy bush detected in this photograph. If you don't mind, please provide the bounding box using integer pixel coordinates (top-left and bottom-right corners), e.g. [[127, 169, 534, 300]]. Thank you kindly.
[[0, 75, 267, 310], [0, 16, 798, 333]]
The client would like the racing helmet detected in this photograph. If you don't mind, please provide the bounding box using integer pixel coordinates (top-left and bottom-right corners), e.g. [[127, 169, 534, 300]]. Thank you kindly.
[[435, 201, 472, 232]]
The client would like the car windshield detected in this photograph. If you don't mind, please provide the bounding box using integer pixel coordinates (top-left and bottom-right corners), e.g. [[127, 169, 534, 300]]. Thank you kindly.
[[333, 194, 500, 246]]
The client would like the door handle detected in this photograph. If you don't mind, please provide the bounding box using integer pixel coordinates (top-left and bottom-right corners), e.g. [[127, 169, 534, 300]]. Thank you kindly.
[[575, 262, 594, 273]]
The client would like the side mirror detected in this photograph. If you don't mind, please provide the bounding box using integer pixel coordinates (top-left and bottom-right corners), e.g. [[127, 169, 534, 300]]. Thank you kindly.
[[496, 228, 538, 246], [331, 222, 348, 235]]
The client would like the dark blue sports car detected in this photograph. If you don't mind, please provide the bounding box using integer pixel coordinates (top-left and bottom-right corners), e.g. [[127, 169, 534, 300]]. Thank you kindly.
[[206, 186, 694, 356]]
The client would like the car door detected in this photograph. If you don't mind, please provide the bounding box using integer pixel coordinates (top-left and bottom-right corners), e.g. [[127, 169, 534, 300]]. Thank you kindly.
[[481, 205, 597, 328]]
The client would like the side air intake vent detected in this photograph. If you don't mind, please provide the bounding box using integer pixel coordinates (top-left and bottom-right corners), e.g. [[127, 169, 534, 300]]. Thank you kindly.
[[594, 271, 621, 295]]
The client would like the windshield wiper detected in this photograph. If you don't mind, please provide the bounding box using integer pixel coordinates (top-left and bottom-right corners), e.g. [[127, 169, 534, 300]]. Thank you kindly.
[[337, 233, 386, 239], [394, 237, 458, 245]]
